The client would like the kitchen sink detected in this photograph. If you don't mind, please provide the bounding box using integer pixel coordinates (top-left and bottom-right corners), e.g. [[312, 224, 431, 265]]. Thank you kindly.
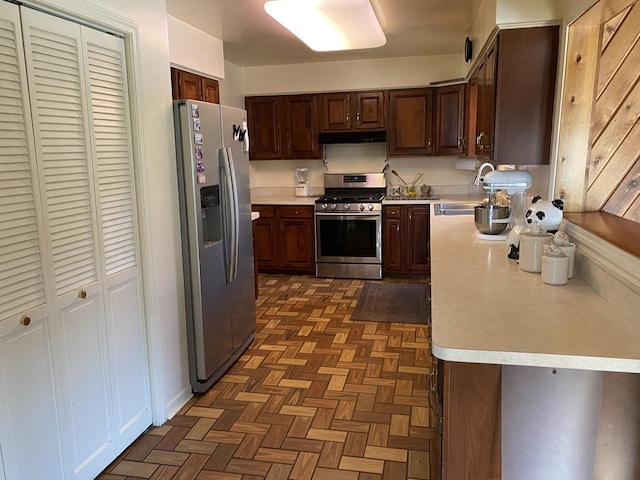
[[433, 202, 481, 216]]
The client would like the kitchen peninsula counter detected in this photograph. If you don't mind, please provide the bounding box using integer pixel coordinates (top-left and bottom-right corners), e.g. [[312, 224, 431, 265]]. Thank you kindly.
[[429, 205, 640, 373]]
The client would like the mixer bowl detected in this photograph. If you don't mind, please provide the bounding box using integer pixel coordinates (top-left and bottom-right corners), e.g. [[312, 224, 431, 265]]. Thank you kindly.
[[474, 205, 511, 235]]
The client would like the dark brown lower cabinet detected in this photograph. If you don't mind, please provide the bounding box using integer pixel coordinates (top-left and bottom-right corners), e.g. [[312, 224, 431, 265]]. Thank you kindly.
[[439, 361, 502, 480], [252, 205, 315, 273], [383, 205, 430, 274]]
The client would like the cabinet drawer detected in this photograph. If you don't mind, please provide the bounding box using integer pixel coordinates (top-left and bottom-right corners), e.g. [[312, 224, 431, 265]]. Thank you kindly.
[[279, 206, 313, 219], [252, 205, 276, 218], [384, 206, 402, 217]]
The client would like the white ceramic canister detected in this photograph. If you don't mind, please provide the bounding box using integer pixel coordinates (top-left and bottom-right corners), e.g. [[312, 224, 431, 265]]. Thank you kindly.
[[558, 243, 576, 278], [519, 232, 553, 273], [541, 252, 569, 285]]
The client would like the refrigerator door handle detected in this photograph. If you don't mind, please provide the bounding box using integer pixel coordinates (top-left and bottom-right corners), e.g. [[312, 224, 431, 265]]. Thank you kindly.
[[219, 147, 239, 282], [219, 148, 233, 282], [226, 147, 240, 281]]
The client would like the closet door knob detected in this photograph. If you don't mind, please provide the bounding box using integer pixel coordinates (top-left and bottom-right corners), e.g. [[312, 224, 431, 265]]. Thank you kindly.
[[79, 290, 87, 299], [21, 316, 31, 326]]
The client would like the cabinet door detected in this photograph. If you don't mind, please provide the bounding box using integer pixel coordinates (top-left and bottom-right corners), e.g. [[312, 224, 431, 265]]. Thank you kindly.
[[405, 206, 430, 273], [202, 77, 219, 104], [252, 207, 278, 269], [435, 84, 466, 155], [466, 74, 480, 157], [476, 40, 497, 160], [354, 91, 385, 129], [321, 92, 351, 131], [493, 27, 559, 165], [278, 206, 314, 271], [173, 68, 204, 101], [442, 361, 501, 480], [279, 218, 314, 270], [388, 88, 434, 156], [383, 207, 403, 273], [284, 94, 321, 159], [246, 96, 283, 160]]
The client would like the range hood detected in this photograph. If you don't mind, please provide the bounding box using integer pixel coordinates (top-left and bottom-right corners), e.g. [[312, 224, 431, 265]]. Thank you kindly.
[[318, 130, 386, 144]]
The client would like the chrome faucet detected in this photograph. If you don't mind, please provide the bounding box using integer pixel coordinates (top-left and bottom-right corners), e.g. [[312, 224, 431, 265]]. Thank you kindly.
[[473, 162, 495, 186]]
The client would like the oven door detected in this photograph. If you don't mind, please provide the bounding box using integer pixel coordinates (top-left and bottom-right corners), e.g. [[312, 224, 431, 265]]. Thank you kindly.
[[315, 212, 382, 264]]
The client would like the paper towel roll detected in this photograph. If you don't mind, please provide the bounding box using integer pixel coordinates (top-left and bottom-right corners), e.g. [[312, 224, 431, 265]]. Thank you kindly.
[[455, 158, 481, 171]]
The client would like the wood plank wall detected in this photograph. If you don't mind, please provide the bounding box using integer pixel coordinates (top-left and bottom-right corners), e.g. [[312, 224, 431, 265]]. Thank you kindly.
[[556, 0, 640, 223]]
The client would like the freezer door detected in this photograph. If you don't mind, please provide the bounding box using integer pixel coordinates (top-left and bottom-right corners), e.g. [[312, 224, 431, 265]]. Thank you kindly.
[[220, 106, 256, 351]]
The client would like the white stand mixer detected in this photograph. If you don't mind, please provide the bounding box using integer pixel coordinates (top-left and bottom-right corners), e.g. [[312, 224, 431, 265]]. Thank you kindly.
[[473, 163, 533, 240]]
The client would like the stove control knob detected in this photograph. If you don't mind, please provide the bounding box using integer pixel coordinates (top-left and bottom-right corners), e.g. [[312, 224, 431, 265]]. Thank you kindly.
[[330, 204, 337, 210], [368, 204, 374, 211], [321, 203, 328, 210], [359, 204, 365, 211], [344, 203, 351, 210]]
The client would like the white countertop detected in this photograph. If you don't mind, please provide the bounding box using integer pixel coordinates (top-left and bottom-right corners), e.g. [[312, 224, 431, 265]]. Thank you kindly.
[[430, 206, 640, 373], [251, 194, 318, 206], [251, 193, 483, 206]]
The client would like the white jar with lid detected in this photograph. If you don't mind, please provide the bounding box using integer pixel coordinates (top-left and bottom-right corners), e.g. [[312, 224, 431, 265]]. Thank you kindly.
[[541, 252, 569, 285], [558, 243, 576, 278], [519, 232, 552, 273]]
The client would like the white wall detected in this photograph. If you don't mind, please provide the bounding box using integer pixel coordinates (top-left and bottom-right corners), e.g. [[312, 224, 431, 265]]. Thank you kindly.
[[249, 144, 481, 195], [242, 54, 467, 95], [496, 0, 564, 25], [36, 0, 191, 423], [219, 60, 245, 109], [468, 0, 565, 69], [167, 15, 225, 79]]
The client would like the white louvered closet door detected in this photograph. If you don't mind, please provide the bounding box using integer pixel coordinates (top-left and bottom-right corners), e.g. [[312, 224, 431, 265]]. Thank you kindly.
[[20, 8, 113, 480], [81, 26, 151, 452], [0, 3, 64, 480]]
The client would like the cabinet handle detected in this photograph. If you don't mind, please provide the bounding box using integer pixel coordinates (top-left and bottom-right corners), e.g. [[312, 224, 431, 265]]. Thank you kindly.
[[21, 316, 31, 326], [476, 132, 484, 146], [79, 290, 87, 299], [427, 137, 432, 148], [458, 137, 464, 148], [346, 113, 350, 124], [356, 112, 360, 123], [427, 371, 438, 413]]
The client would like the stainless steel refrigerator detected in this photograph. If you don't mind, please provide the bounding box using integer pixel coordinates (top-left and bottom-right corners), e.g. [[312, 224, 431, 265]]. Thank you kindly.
[[173, 100, 255, 393]]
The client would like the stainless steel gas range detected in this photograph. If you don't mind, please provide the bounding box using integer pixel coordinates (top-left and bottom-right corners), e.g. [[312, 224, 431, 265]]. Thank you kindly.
[[315, 173, 386, 279]]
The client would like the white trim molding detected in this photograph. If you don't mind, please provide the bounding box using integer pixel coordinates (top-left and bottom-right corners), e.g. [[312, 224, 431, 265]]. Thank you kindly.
[[561, 220, 640, 324]]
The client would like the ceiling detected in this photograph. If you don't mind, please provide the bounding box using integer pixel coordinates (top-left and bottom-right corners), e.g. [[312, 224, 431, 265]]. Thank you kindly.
[[165, 0, 482, 67]]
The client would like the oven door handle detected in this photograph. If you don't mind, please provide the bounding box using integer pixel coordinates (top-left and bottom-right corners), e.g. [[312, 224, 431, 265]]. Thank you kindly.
[[315, 212, 381, 219]]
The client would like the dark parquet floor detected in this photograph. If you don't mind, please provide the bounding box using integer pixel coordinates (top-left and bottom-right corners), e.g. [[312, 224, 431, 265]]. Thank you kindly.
[[97, 273, 435, 480]]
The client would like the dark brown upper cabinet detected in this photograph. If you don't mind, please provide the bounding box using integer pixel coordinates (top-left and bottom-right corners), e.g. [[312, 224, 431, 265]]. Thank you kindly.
[[388, 88, 434, 156], [320, 90, 386, 131], [435, 83, 467, 156], [469, 26, 559, 165], [171, 67, 219, 104], [245, 94, 321, 161]]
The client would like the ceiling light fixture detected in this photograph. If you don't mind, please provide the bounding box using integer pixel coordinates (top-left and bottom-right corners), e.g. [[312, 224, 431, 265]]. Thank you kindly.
[[264, 0, 386, 52]]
